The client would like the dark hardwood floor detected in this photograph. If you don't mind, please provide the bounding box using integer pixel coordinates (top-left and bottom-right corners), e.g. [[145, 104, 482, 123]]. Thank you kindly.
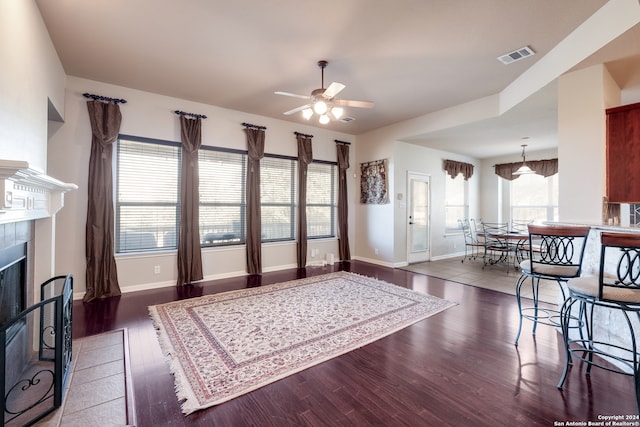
[[73, 261, 636, 426]]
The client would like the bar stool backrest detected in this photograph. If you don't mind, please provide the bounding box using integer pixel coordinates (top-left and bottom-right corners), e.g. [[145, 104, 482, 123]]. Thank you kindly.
[[598, 232, 640, 299], [527, 224, 591, 278]]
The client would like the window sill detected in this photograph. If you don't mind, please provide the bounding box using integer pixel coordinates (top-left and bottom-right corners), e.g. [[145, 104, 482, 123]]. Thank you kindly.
[[443, 231, 463, 238]]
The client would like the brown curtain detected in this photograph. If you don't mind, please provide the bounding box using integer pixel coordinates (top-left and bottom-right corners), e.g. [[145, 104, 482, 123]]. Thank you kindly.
[[245, 127, 265, 274], [337, 144, 351, 261], [296, 134, 313, 268], [83, 100, 122, 302], [494, 158, 558, 181], [176, 115, 203, 285], [443, 159, 474, 180]]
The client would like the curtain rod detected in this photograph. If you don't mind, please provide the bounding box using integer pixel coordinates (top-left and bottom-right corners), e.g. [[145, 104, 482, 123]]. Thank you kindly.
[[335, 139, 351, 145], [242, 122, 267, 130], [175, 110, 207, 119], [83, 93, 127, 104], [294, 131, 313, 138]]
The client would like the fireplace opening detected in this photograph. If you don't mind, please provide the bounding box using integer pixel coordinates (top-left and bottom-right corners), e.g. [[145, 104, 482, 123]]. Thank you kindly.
[[0, 243, 27, 341]]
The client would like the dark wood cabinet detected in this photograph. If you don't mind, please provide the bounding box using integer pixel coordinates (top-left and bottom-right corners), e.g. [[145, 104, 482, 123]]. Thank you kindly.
[[606, 101, 640, 203]]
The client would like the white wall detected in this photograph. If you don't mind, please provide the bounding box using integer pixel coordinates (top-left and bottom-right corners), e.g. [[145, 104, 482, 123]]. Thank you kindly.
[[48, 77, 357, 296], [0, 1, 65, 170], [557, 65, 620, 223], [351, 133, 396, 266], [0, 1, 67, 295], [393, 142, 480, 263]]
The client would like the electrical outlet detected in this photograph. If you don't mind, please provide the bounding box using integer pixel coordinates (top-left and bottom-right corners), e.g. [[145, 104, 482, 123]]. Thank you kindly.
[[154, 265, 160, 274], [374, 248, 379, 255]]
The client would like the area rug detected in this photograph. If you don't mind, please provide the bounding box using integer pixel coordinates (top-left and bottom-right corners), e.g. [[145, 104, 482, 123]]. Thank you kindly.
[[148, 271, 456, 414]]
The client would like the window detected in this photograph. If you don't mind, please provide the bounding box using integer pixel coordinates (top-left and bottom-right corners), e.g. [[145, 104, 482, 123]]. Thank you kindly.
[[630, 204, 640, 225], [261, 156, 297, 242], [116, 136, 180, 253], [307, 162, 338, 238], [510, 173, 558, 222], [445, 174, 468, 232], [199, 147, 246, 246], [115, 135, 338, 253]]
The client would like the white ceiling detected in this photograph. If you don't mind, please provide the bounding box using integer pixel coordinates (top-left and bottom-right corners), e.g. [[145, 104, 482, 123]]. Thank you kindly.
[[36, 0, 640, 158]]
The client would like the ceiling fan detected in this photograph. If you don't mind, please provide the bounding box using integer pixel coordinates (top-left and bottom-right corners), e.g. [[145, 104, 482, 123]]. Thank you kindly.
[[275, 60, 374, 124]]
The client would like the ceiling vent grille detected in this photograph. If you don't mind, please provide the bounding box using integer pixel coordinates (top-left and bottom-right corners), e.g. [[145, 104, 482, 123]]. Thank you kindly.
[[497, 46, 535, 65], [340, 116, 356, 123]]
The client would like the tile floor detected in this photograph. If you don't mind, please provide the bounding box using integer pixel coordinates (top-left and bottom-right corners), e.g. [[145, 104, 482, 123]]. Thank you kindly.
[[401, 255, 561, 304], [36, 330, 131, 427]]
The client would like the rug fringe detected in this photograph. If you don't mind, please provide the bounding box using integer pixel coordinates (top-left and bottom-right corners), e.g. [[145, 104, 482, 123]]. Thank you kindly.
[[149, 306, 202, 414]]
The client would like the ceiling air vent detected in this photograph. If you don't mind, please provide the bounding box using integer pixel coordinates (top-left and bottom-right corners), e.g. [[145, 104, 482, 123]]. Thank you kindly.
[[340, 116, 356, 123], [497, 46, 535, 65]]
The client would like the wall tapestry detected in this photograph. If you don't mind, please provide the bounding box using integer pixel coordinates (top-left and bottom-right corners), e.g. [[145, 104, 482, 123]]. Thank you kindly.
[[360, 159, 389, 204]]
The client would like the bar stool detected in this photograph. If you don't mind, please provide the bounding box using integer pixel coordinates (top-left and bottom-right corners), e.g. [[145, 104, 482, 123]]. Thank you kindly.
[[514, 224, 591, 345], [558, 232, 640, 413]]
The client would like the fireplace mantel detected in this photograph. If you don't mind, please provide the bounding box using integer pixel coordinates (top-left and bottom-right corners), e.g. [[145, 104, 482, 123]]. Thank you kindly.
[[0, 160, 78, 225]]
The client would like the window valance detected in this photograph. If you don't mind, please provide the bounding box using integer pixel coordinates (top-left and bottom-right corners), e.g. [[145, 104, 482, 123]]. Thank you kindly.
[[494, 158, 558, 181], [443, 159, 474, 180]]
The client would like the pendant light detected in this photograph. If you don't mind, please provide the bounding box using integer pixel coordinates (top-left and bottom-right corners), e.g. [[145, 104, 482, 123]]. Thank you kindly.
[[513, 144, 535, 175]]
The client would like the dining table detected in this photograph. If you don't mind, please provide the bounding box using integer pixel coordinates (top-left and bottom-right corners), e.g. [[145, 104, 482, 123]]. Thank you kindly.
[[481, 231, 530, 272]]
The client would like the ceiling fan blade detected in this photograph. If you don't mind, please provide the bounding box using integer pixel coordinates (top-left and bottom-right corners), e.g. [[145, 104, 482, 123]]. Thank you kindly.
[[333, 99, 375, 108], [283, 104, 311, 115], [275, 91, 311, 100], [322, 82, 345, 99]]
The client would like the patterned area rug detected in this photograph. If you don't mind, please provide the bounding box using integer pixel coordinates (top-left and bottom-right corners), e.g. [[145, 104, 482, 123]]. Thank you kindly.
[[148, 271, 456, 414]]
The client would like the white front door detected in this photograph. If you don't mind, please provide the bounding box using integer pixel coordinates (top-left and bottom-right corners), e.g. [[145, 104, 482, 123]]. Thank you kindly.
[[407, 172, 430, 263]]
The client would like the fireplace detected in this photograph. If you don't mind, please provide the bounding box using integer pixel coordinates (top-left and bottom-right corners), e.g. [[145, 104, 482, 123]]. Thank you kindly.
[[0, 161, 77, 425], [0, 243, 27, 341], [0, 221, 74, 425]]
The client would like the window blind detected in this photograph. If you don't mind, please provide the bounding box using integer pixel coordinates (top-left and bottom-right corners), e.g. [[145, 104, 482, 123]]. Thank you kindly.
[[116, 138, 180, 252], [307, 162, 337, 238], [199, 148, 246, 246]]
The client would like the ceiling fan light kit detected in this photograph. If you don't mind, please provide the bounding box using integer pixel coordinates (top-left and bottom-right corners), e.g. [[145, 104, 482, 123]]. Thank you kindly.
[[313, 100, 328, 115], [276, 60, 374, 125]]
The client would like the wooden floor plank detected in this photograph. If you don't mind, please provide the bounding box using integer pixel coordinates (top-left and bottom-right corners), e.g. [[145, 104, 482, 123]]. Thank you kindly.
[[72, 261, 637, 425]]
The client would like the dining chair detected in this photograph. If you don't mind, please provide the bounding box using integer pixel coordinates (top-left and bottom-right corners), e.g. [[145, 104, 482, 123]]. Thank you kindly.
[[557, 232, 640, 414], [514, 224, 591, 344], [510, 219, 532, 234], [481, 222, 512, 270], [459, 219, 484, 262], [510, 219, 534, 265]]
